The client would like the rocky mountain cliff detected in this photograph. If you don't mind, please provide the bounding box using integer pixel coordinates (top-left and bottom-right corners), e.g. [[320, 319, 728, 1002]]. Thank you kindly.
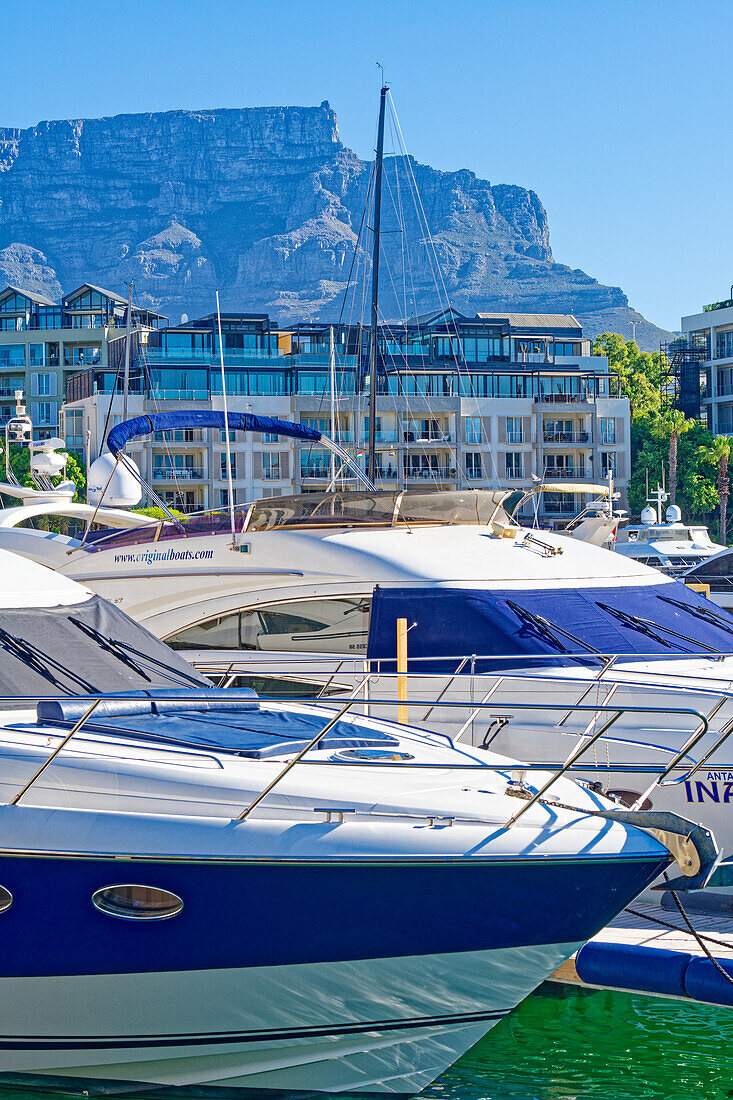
[[0, 104, 668, 348]]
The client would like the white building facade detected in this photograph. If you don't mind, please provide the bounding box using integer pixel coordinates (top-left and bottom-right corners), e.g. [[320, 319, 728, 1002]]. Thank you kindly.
[[60, 308, 631, 524]]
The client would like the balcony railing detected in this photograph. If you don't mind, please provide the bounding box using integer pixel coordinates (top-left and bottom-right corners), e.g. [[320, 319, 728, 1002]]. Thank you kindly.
[[403, 466, 455, 479], [543, 467, 585, 479], [466, 468, 484, 480], [543, 431, 590, 444], [359, 431, 400, 444], [152, 467, 205, 481], [537, 392, 593, 404], [403, 431, 454, 444]]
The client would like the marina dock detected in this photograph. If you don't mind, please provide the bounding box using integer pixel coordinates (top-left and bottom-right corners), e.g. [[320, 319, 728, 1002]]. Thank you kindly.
[[551, 897, 733, 1007]]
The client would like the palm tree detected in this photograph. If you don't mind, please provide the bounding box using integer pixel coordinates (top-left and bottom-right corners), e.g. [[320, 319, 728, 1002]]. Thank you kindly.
[[655, 409, 695, 506], [712, 435, 733, 544]]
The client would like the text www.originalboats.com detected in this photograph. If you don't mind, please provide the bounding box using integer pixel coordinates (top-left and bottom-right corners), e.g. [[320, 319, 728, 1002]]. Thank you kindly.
[[114, 548, 215, 566]]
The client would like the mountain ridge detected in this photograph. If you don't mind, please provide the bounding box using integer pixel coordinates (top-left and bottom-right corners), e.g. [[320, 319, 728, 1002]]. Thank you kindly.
[[0, 104, 670, 349]]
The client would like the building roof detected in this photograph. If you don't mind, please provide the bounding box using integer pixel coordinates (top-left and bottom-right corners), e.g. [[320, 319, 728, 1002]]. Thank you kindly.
[[0, 284, 58, 307], [64, 282, 128, 305], [475, 312, 582, 330]]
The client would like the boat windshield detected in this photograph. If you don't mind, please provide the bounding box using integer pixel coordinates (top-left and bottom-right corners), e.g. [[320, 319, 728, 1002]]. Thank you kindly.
[[0, 594, 206, 702], [80, 490, 522, 553]]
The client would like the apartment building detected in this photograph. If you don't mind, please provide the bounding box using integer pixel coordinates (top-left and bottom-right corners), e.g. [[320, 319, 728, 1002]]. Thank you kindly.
[[0, 283, 165, 438], [59, 305, 630, 523], [681, 295, 733, 433]]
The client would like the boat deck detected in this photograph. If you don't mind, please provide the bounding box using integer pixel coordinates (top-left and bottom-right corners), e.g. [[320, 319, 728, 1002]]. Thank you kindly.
[[551, 898, 733, 1007]]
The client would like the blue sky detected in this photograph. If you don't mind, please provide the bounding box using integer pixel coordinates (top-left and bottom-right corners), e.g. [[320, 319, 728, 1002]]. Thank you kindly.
[[2, 0, 730, 331]]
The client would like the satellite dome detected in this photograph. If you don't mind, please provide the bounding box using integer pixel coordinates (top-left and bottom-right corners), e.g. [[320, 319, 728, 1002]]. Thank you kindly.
[[87, 452, 142, 507], [640, 506, 657, 525], [665, 504, 682, 523]]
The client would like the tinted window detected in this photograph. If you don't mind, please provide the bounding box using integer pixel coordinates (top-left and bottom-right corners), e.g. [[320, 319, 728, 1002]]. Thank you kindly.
[[168, 597, 371, 654]]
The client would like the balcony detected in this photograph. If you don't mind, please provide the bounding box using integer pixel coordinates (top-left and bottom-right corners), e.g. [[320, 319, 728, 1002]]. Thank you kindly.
[[543, 430, 589, 444], [403, 430, 454, 445], [466, 468, 484, 480], [537, 392, 593, 405], [403, 466, 455, 480], [152, 467, 205, 481], [360, 431, 400, 444], [150, 389, 210, 401], [543, 466, 586, 479], [153, 430, 207, 444]]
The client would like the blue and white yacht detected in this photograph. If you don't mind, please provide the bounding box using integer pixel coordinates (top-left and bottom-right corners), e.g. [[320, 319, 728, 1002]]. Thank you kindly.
[[0, 548, 690, 1095], [3, 413, 733, 858]]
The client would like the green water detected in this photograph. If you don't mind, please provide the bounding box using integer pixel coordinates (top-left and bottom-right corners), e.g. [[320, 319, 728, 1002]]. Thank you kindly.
[[427, 983, 733, 1100], [2, 984, 732, 1100]]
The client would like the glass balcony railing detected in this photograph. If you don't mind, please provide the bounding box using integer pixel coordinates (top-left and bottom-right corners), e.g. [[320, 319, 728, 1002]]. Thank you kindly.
[[543, 430, 590, 444], [403, 466, 455, 479], [152, 467, 205, 481]]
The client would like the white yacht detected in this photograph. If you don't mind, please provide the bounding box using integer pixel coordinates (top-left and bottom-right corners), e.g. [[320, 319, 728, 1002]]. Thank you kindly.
[[4, 411, 733, 856], [614, 488, 724, 576], [0, 548, 692, 1095], [685, 546, 733, 611]]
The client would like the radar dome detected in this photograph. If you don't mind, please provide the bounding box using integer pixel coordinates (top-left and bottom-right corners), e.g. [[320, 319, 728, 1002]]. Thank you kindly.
[[665, 504, 682, 523], [87, 452, 142, 507], [640, 506, 657, 525]]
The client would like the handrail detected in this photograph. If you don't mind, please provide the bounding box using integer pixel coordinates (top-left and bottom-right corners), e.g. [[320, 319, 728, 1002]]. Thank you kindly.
[[8, 698, 101, 806], [236, 699, 356, 822], [0, 692, 716, 827]]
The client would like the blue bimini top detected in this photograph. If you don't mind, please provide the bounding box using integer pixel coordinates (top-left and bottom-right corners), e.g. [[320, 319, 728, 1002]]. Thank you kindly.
[[107, 411, 320, 456]]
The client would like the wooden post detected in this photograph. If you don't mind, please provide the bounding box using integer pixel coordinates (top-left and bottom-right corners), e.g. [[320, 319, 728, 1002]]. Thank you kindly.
[[397, 616, 408, 724]]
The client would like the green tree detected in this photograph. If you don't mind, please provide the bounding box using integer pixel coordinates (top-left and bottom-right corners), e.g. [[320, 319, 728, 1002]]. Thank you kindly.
[[4, 443, 86, 502], [652, 409, 696, 506], [709, 435, 733, 544], [592, 333, 662, 421]]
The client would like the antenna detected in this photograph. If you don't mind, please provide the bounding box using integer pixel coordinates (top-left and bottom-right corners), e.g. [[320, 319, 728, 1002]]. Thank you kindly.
[[215, 290, 236, 544]]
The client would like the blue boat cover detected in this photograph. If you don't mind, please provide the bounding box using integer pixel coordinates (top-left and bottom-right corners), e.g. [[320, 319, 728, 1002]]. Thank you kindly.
[[36, 691, 399, 759], [107, 412, 321, 455], [366, 582, 733, 670]]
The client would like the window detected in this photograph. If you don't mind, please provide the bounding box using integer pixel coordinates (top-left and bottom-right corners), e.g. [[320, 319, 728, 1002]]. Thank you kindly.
[[506, 417, 523, 444], [63, 344, 102, 367], [220, 452, 237, 479], [92, 884, 183, 920], [465, 416, 481, 444], [31, 372, 56, 397], [0, 344, 26, 368], [167, 596, 372, 655], [262, 453, 281, 480], [544, 492, 576, 514], [505, 452, 523, 479], [466, 452, 483, 479], [29, 344, 45, 367], [600, 418, 617, 444], [601, 451, 617, 476], [64, 409, 84, 449], [32, 401, 56, 426], [0, 886, 11, 914], [220, 429, 236, 443], [717, 332, 733, 360]]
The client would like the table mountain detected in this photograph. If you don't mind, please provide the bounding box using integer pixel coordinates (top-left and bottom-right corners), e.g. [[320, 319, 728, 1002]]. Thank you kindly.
[[0, 104, 669, 348]]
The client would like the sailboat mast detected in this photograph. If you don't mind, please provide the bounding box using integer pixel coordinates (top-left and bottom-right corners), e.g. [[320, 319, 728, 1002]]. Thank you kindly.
[[122, 281, 133, 422], [368, 84, 388, 485]]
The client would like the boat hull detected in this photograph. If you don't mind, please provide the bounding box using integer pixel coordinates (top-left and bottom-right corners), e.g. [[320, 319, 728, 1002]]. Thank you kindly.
[[0, 849, 667, 1093]]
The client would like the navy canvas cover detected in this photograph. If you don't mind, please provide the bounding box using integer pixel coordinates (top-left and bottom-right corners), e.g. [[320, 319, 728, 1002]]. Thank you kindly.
[[107, 412, 320, 455], [366, 582, 733, 670]]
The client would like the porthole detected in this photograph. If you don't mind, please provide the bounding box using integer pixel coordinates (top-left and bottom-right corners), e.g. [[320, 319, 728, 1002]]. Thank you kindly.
[[0, 886, 12, 914], [92, 884, 183, 921]]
